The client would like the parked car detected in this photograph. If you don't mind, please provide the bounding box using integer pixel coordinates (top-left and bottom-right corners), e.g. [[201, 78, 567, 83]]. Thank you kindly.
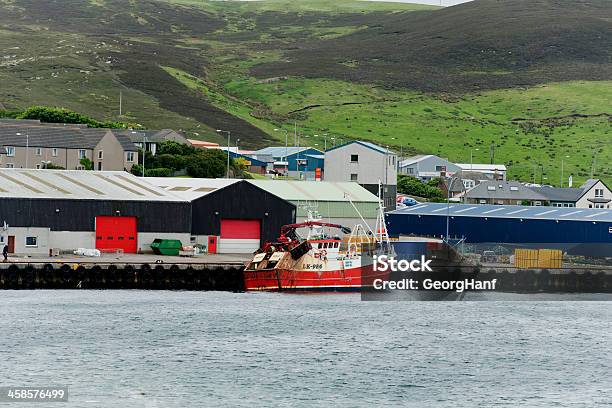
[[396, 195, 420, 208]]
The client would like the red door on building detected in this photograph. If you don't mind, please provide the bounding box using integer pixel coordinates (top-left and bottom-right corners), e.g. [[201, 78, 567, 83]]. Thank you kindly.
[[208, 236, 217, 254], [95, 216, 138, 254], [7, 236, 15, 253], [219, 219, 261, 253]]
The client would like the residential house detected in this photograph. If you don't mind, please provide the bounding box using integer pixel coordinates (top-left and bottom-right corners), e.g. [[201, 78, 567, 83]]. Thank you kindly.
[[529, 179, 612, 209], [120, 129, 190, 155], [455, 163, 507, 181], [0, 122, 138, 171], [399, 155, 461, 180], [251, 146, 324, 180], [324, 141, 397, 210], [463, 180, 548, 206]]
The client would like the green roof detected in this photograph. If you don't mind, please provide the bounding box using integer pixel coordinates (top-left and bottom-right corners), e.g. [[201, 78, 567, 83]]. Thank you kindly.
[[247, 180, 379, 203]]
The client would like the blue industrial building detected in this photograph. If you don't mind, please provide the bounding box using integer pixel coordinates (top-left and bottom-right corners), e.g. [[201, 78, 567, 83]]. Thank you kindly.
[[386, 203, 612, 256], [250, 146, 324, 179]]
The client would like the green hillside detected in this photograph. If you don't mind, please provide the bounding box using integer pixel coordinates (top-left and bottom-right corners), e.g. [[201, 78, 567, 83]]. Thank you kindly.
[[0, 0, 610, 184]]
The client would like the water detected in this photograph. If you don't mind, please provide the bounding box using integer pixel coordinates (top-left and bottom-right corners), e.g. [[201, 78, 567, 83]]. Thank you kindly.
[[0, 291, 610, 407]]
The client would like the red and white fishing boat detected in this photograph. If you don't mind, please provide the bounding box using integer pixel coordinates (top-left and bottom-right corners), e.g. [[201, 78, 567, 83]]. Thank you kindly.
[[244, 188, 394, 292]]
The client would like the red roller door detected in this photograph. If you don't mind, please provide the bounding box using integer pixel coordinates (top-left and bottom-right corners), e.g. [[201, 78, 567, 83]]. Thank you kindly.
[[96, 216, 138, 254], [219, 219, 261, 253], [220, 219, 261, 239]]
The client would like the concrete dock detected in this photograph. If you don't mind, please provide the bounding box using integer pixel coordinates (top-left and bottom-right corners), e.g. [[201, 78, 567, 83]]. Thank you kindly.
[[0, 253, 250, 290]]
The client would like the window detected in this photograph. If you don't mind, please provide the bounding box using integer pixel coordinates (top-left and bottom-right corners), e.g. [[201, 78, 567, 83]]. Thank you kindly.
[[406, 168, 414, 175], [350, 154, 359, 163], [98, 150, 104, 160], [435, 165, 446, 172], [76, 166, 84, 170], [5, 164, 14, 168], [510, 186, 519, 191], [52, 148, 58, 157], [25, 236, 37, 247], [595, 203, 605, 209], [36, 148, 42, 156], [5, 146, 15, 157], [78, 150, 86, 159], [487, 186, 496, 191], [594, 189, 604, 198], [126, 152, 135, 162], [350, 173, 358, 182], [35, 164, 41, 169]]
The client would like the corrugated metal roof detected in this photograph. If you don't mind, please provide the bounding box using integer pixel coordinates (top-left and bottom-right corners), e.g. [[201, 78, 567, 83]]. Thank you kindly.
[[145, 177, 239, 200], [252, 146, 313, 157], [146, 178, 380, 204], [248, 180, 379, 202], [389, 203, 612, 223], [0, 169, 184, 201]]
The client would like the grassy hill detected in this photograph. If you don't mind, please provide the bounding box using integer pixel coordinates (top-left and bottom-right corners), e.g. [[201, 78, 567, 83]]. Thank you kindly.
[[252, 0, 612, 92], [0, 0, 610, 184]]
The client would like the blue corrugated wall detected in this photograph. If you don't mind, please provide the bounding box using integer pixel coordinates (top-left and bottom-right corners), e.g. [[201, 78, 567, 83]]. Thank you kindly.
[[386, 213, 612, 244]]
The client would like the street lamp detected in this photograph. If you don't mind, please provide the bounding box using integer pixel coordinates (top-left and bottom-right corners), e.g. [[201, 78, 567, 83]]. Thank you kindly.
[[560, 155, 570, 187], [217, 129, 231, 178], [274, 128, 289, 162], [236, 138, 240, 153], [470, 148, 479, 172], [445, 176, 464, 243]]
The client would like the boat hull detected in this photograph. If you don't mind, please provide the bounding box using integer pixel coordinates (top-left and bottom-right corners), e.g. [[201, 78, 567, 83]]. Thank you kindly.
[[244, 265, 388, 292]]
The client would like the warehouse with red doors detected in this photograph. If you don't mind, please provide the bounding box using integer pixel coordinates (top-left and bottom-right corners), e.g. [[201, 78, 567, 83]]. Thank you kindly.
[[148, 178, 296, 254], [0, 169, 191, 256]]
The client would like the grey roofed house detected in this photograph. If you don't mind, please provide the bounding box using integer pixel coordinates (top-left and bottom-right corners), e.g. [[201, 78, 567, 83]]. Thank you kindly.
[[0, 123, 137, 151], [119, 129, 189, 144], [528, 186, 584, 202], [528, 179, 611, 207], [399, 154, 461, 179], [464, 180, 548, 204]]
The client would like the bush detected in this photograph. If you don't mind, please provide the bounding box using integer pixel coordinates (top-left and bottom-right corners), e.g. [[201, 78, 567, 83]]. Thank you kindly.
[[145, 168, 174, 177], [397, 175, 444, 199], [186, 149, 228, 178]]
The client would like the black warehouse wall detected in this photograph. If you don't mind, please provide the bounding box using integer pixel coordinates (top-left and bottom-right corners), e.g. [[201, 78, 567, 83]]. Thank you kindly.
[[0, 198, 192, 233], [191, 181, 296, 244]]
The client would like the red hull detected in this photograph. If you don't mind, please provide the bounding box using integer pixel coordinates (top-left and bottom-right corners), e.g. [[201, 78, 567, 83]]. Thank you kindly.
[[244, 265, 389, 292]]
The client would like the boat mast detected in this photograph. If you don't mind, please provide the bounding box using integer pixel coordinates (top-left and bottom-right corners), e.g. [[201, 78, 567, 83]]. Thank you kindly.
[[375, 181, 391, 250]]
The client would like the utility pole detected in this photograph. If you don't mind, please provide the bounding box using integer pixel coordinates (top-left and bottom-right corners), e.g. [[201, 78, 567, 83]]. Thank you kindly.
[[217, 129, 231, 178]]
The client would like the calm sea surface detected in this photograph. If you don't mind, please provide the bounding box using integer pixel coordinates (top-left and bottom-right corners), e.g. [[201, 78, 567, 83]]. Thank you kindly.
[[0, 291, 610, 408]]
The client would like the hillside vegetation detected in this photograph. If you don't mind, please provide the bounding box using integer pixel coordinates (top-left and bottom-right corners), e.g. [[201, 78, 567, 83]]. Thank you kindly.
[[0, 0, 610, 184]]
